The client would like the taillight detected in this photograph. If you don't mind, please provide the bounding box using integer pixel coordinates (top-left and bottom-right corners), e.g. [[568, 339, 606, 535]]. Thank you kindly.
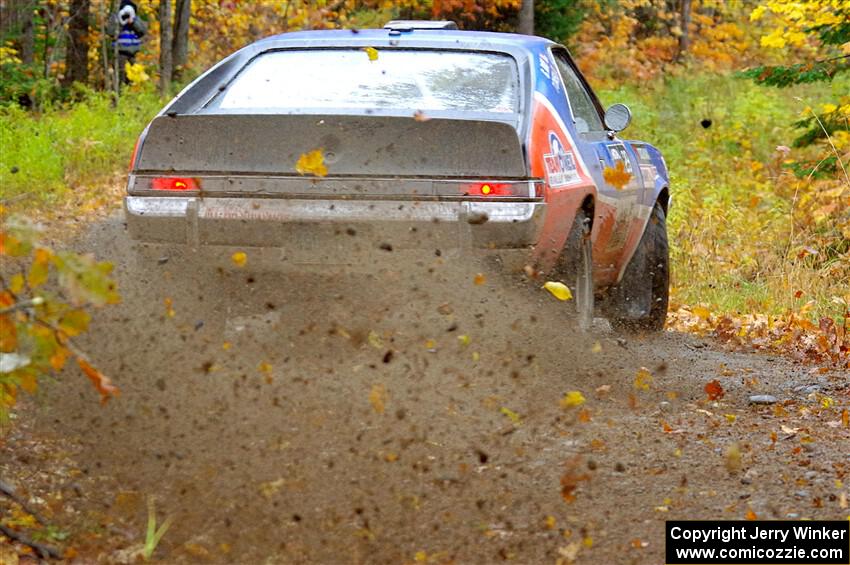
[[151, 177, 199, 191], [461, 182, 536, 198]]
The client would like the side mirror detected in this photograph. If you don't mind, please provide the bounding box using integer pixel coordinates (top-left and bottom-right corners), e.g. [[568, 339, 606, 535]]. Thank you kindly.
[[604, 103, 632, 133]]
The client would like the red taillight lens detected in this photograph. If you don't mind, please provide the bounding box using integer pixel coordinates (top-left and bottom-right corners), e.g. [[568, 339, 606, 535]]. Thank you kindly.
[[462, 182, 512, 197], [151, 177, 199, 191]]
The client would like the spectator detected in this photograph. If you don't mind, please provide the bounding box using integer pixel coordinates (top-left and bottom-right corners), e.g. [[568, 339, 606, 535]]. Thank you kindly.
[[107, 0, 148, 85]]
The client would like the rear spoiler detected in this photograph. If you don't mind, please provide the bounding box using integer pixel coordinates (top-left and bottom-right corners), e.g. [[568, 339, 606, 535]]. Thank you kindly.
[[135, 114, 528, 178]]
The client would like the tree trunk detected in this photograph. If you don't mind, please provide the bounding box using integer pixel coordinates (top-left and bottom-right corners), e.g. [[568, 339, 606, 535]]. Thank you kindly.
[[171, 0, 190, 81], [677, 0, 691, 61], [21, 1, 35, 65], [518, 0, 534, 36], [63, 0, 90, 86], [159, 0, 172, 95]]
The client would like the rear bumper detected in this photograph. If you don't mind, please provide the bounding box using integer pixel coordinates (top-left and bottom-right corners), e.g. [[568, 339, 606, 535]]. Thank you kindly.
[[125, 196, 545, 264]]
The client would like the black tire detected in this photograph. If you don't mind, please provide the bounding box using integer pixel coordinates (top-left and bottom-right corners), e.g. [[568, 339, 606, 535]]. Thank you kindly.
[[609, 202, 669, 332], [557, 210, 594, 331]]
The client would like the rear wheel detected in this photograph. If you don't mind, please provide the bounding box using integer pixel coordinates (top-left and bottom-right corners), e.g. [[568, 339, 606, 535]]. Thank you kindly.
[[609, 202, 669, 332], [557, 210, 594, 331]]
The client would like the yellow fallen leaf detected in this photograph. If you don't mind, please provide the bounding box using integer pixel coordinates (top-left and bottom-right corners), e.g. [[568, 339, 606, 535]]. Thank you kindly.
[[543, 281, 573, 301], [231, 251, 247, 267], [544, 515, 556, 530], [634, 367, 653, 391], [369, 383, 386, 414], [295, 148, 328, 177], [473, 273, 486, 285], [591, 341, 602, 353], [368, 331, 383, 349], [691, 305, 711, 320], [363, 46, 379, 61], [457, 334, 470, 346], [259, 478, 286, 498], [258, 361, 273, 373], [560, 390, 586, 409], [725, 442, 742, 474], [500, 406, 521, 425], [583, 536, 593, 548], [164, 297, 175, 318], [724, 414, 736, 423]]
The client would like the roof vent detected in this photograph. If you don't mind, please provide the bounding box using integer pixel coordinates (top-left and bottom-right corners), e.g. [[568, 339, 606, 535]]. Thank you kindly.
[[383, 20, 459, 32]]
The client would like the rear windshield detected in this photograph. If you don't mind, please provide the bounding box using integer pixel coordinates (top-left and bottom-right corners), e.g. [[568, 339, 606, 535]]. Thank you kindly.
[[207, 49, 519, 114]]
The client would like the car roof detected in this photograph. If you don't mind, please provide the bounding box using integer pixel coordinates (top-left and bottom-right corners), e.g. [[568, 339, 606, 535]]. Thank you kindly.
[[255, 28, 554, 51]]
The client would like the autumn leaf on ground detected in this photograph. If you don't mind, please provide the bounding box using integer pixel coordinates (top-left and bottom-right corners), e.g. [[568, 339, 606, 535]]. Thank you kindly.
[[231, 251, 247, 267], [363, 46, 379, 61], [369, 384, 386, 414], [602, 160, 631, 190], [560, 456, 590, 503], [560, 390, 586, 409], [77, 357, 119, 404], [543, 281, 573, 301], [473, 273, 486, 285], [745, 508, 758, 520], [368, 330, 383, 349], [725, 442, 742, 474], [295, 149, 328, 177], [704, 379, 725, 401], [500, 406, 521, 425], [164, 297, 175, 318], [634, 367, 653, 390]]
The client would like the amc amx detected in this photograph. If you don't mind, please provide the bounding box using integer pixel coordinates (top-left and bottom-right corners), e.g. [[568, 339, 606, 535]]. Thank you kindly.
[[125, 20, 670, 331]]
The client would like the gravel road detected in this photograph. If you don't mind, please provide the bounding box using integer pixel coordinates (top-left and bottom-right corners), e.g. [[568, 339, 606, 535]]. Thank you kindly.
[[5, 216, 848, 564]]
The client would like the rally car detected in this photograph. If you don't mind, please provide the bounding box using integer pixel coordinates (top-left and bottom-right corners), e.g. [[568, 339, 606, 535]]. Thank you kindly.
[[124, 20, 670, 331]]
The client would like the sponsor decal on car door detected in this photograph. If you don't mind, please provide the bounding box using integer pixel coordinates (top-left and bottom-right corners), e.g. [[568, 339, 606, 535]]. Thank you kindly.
[[527, 91, 595, 272]]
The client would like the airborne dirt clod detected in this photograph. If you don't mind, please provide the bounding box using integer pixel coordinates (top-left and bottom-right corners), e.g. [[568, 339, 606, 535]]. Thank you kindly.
[[3, 216, 849, 564]]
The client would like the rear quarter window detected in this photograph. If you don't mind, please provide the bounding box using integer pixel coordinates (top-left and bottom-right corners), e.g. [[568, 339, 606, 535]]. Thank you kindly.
[[205, 49, 519, 115]]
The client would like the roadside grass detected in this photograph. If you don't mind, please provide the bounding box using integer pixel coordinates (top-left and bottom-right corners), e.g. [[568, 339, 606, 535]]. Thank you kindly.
[[599, 71, 850, 324], [0, 87, 161, 207]]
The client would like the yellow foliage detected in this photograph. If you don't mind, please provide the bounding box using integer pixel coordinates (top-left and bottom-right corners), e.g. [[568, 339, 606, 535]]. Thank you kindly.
[[125, 62, 150, 84]]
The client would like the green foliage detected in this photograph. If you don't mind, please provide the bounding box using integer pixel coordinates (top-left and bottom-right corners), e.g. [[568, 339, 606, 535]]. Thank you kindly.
[[0, 215, 121, 423], [0, 88, 162, 204], [535, 0, 587, 43], [737, 59, 849, 88]]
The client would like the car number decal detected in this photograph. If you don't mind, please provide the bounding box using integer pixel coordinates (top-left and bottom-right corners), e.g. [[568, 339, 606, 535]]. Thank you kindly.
[[606, 143, 633, 174]]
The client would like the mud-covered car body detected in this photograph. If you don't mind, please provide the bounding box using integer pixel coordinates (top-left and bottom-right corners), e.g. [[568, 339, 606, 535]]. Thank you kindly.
[[125, 25, 669, 289]]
